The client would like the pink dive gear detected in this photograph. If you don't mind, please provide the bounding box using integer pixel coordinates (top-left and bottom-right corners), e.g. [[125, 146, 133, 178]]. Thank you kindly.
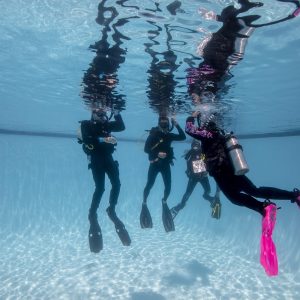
[[293, 7, 300, 17], [260, 203, 278, 276]]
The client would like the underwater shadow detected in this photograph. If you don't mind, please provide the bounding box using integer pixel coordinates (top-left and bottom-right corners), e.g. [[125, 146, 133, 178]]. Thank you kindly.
[[130, 291, 166, 300], [163, 259, 212, 287]]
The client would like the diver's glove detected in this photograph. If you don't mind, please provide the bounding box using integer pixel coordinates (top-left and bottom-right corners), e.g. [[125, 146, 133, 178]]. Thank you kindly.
[[171, 117, 178, 126]]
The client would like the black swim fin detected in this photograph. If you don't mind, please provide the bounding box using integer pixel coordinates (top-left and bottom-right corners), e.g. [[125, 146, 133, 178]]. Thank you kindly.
[[140, 203, 153, 229], [115, 221, 131, 246], [162, 202, 175, 232], [88, 219, 103, 253], [106, 207, 131, 246]]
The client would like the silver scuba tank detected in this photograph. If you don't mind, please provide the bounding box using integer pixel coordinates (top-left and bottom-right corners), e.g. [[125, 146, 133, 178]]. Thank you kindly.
[[225, 134, 249, 176]]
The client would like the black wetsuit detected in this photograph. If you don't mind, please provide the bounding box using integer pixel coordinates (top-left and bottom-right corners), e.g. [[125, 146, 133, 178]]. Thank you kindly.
[[174, 148, 213, 212], [143, 124, 186, 203], [80, 114, 125, 217], [185, 116, 295, 214]]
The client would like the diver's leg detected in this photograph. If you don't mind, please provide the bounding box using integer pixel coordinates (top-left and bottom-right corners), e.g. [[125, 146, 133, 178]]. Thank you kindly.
[[105, 157, 131, 246], [170, 178, 197, 219], [161, 162, 171, 203], [105, 158, 121, 211], [214, 172, 264, 214], [177, 178, 197, 209], [238, 175, 295, 200], [199, 176, 214, 202], [143, 163, 159, 204], [161, 163, 175, 232], [89, 158, 105, 219], [88, 157, 105, 252]]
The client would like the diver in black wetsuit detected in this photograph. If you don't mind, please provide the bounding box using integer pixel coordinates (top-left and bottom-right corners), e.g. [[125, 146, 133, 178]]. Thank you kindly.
[[187, 0, 300, 101], [79, 108, 130, 252], [79, 0, 138, 252], [185, 111, 300, 215], [170, 139, 222, 220], [140, 115, 186, 232]]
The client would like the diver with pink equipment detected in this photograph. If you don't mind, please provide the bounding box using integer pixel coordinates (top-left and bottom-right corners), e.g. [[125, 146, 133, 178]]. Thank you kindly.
[[185, 111, 300, 276]]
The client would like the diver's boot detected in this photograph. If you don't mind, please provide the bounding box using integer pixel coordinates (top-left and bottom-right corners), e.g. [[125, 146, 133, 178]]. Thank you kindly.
[[88, 211, 103, 253], [140, 202, 153, 229], [106, 206, 131, 246], [162, 200, 175, 232], [292, 188, 300, 209]]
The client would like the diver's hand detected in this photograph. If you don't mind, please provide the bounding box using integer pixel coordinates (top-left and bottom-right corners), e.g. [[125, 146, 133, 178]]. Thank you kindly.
[[171, 117, 178, 126]]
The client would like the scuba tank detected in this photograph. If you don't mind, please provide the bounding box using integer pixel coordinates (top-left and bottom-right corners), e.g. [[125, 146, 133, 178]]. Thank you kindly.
[[225, 133, 249, 176]]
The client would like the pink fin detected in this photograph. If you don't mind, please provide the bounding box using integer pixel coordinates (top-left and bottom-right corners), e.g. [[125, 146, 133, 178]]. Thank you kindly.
[[260, 204, 278, 276]]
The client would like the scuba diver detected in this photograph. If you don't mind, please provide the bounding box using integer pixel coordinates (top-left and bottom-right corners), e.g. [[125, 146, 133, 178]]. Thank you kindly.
[[185, 111, 300, 275], [187, 0, 300, 101], [185, 111, 300, 215], [140, 115, 186, 232], [79, 0, 138, 252], [78, 108, 131, 253], [170, 139, 221, 220]]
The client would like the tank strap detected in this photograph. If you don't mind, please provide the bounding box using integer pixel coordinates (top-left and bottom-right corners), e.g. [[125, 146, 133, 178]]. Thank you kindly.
[[226, 144, 243, 152]]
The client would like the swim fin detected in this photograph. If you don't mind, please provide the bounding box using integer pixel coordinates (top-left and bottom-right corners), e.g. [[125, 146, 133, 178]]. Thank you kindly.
[[211, 186, 221, 219], [162, 202, 175, 232], [260, 203, 278, 276], [140, 203, 153, 229], [106, 207, 131, 246], [115, 220, 131, 246], [88, 218, 103, 253], [211, 198, 222, 219]]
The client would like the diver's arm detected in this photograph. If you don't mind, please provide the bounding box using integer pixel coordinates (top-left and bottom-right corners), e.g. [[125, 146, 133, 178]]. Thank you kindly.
[[185, 116, 214, 141], [108, 113, 125, 132], [169, 119, 186, 141]]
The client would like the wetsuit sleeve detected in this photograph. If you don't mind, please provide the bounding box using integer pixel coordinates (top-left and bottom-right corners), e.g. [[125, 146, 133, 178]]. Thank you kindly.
[[108, 114, 125, 132], [185, 117, 214, 141], [169, 124, 186, 141]]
